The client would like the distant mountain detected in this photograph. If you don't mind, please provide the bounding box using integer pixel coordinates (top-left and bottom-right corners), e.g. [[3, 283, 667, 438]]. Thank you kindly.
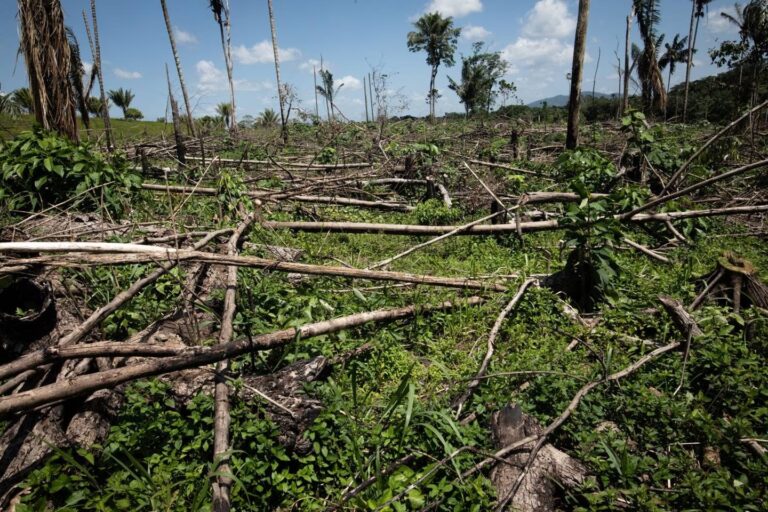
[[527, 91, 617, 108]]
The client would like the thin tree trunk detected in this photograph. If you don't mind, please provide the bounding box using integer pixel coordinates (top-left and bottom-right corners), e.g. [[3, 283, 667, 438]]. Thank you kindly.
[[166, 64, 186, 168], [82, 7, 112, 149], [363, 75, 369, 122], [369, 72, 375, 121], [313, 65, 319, 119], [429, 65, 438, 122], [566, 0, 590, 149], [623, 11, 632, 115], [160, 0, 196, 137], [217, 0, 237, 136], [683, 1, 696, 122], [267, 0, 287, 142]]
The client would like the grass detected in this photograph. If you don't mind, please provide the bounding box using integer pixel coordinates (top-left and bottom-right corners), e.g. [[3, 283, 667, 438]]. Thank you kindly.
[[0, 114, 172, 143], [4, 118, 768, 511]]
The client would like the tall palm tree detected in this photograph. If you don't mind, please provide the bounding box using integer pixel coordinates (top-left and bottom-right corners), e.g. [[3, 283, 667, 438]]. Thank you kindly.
[[267, 0, 287, 141], [683, 0, 713, 121], [17, 0, 79, 140], [160, 0, 196, 136], [209, 0, 237, 134], [633, 0, 667, 114], [315, 69, 341, 122], [567, 0, 591, 149], [660, 34, 691, 97], [108, 88, 135, 118], [407, 12, 461, 122]]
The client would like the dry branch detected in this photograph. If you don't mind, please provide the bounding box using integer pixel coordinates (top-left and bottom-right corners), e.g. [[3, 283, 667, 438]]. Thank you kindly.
[[0, 244, 509, 292], [261, 204, 768, 235], [0, 298, 484, 418]]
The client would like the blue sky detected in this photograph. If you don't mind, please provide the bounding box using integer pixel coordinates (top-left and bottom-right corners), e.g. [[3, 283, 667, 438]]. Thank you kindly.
[[0, 0, 743, 121]]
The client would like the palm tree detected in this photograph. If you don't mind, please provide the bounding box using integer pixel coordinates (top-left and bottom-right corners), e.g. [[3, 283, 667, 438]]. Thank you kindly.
[[633, 0, 667, 114], [87, 96, 108, 115], [683, 0, 714, 121], [315, 69, 341, 122], [407, 12, 461, 122], [567, 0, 591, 149], [108, 88, 135, 118], [216, 102, 232, 129], [12, 87, 34, 114], [719, 1, 768, 105], [660, 34, 691, 97], [160, 0, 196, 136], [259, 108, 279, 126], [267, 0, 287, 141], [17, 0, 79, 140], [209, 0, 237, 134]]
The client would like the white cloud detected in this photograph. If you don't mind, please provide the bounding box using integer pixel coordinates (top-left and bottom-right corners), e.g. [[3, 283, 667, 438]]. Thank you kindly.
[[502, 37, 573, 70], [707, 7, 739, 35], [522, 0, 575, 39], [114, 68, 142, 79], [462, 24, 491, 41], [424, 0, 482, 18], [335, 75, 362, 90], [233, 40, 300, 64], [195, 60, 272, 93], [299, 58, 324, 73], [175, 26, 197, 44], [82, 61, 93, 76]]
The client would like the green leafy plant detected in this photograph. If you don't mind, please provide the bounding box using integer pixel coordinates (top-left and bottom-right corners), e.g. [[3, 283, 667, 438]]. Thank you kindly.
[[0, 128, 141, 216], [413, 199, 460, 225]]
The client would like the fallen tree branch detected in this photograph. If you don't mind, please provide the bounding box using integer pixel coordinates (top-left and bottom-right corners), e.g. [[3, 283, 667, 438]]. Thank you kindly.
[[260, 204, 768, 235], [212, 214, 255, 511], [0, 244, 509, 292], [0, 297, 484, 418]]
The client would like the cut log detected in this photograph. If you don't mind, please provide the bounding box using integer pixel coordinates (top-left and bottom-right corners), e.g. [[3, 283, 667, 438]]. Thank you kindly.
[[490, 404, 587, 512]]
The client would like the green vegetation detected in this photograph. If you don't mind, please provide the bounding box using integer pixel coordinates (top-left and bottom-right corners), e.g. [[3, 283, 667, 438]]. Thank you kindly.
[[0, 128, 140, 215]]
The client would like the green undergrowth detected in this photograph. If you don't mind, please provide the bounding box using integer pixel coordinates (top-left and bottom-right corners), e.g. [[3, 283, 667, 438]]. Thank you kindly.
[[10, 120, 768, 510]]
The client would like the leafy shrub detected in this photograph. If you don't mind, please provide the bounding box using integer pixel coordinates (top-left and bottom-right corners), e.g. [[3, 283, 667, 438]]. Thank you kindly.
[[0, 128, 141, 216], [316, 146, 337, 164], [124, 107, 144, 120], [555, 148, 616, 191], [413, 199, 460, 225]]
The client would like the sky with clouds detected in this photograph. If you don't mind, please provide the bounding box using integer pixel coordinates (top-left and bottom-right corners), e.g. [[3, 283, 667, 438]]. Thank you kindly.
[[0, 0, 744, 121]]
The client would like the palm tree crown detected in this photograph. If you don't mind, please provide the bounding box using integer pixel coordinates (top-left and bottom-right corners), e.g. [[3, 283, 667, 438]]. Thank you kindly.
[[108, 88, 135, 118]]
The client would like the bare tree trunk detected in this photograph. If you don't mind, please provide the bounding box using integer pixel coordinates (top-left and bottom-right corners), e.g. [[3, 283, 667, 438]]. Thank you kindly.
[[166, 64, 186, 168], [566, 0, 590, 149], [82, 7, 112, 149], [217, 0, 237, 136], [313, 65, 319, 119], [683, 1, 697, 122], [623, 11, 632, 115], [160, 0, 196, 137], [369, 72, 376, 121], [363, 75, 369, 122], [429, 65, 438, 122], [267, 0, 287, 142]]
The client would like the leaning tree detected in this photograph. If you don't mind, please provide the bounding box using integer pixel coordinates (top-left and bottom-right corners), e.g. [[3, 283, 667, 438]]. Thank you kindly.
[[407, 12, 460, 123]]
